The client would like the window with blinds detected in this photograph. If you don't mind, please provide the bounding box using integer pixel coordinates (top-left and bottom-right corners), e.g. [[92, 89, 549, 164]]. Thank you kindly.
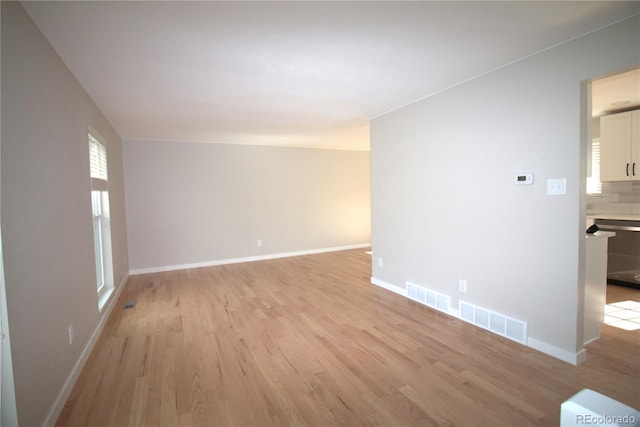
[[89, 133, 108, 190], [587, 138, 602, 195], [88, 132, 114, 309]]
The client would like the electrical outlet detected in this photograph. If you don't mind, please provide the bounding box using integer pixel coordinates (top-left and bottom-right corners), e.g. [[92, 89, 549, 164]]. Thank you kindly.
[[459, 279, 467, 293], [68, 324, 74, 345], [257, 239, 262, 248], [378, 257, 384, 268]]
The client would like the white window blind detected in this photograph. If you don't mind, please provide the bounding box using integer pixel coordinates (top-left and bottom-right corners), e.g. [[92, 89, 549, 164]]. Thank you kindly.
[[586, 138, 602, 195], [89, 133, 108, 181]]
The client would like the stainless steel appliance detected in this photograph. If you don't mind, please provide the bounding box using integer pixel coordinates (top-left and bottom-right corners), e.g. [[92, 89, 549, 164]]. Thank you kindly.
[[594, 219, 640, 288]]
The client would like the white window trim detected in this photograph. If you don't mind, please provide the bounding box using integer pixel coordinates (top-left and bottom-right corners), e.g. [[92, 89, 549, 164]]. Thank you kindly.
[[88, 130, 115, 310]]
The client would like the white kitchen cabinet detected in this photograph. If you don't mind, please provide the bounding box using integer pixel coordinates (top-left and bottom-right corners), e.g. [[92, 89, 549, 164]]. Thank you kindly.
[[600, 109, 640, 181]]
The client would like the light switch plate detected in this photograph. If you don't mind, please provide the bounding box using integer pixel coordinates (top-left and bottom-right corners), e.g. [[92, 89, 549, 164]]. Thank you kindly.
[[547, 178, 566, 195]]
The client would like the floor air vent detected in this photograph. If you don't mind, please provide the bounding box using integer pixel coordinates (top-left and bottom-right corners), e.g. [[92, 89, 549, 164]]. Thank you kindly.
[[406, 282, 450, 313], [460, 300, 527, 344]]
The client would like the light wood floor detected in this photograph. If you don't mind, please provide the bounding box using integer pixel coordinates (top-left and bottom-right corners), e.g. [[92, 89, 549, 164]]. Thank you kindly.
[[56, 249, 639, 426]]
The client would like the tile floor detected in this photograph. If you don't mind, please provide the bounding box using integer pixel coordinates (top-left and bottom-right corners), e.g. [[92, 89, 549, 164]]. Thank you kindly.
[[604, 299, 640, 331]]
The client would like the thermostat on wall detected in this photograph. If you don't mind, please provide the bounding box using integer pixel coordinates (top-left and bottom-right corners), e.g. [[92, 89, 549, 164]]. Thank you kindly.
[[514, 173, 534, 185]]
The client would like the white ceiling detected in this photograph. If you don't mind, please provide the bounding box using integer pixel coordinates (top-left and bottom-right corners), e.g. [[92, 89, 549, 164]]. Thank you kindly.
[[23, 1, 640, 151]]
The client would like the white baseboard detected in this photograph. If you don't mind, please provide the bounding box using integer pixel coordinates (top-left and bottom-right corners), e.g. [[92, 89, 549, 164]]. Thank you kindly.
[[528, 337, 587, 366], [130, 243, 371, 275], [43, 273, 129, 427], [370, 277, 407, 296]]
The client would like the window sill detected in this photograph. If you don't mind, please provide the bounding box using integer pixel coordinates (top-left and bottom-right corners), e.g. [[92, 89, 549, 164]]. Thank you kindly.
[[98, 287, 115, 313]]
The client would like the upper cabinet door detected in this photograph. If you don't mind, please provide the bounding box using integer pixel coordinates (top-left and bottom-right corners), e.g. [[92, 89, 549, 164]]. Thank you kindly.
[[631, 110, 640, 179], [600, 110, 638, 181]]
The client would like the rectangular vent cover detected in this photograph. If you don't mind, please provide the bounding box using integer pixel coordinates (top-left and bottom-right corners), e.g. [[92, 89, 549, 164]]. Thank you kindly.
[[459, 300, 527, 344], [406, 282, 450, 313]]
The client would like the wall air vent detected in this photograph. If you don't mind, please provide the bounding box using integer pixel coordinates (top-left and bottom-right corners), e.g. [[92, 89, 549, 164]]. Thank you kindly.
[[406, 282, 450, 313], [459, 300, 527, 344]]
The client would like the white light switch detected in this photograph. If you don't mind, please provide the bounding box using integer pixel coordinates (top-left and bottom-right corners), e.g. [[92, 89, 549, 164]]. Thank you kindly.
[[547, 178, 566, 195]]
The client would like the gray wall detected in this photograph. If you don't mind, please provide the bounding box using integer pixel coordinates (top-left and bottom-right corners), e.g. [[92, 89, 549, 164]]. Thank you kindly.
[[0, 3, 19, 426], [124, 140, 371, 271], [370, 16, 639, 361], [1, 3, 128, 426]]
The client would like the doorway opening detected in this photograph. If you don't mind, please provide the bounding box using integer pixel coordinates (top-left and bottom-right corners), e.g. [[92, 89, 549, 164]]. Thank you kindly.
[[584, 67, 640, 337]]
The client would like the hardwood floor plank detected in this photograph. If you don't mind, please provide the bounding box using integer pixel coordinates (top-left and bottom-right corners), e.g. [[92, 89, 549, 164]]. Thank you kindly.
[[56, 250, 640, 426]]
